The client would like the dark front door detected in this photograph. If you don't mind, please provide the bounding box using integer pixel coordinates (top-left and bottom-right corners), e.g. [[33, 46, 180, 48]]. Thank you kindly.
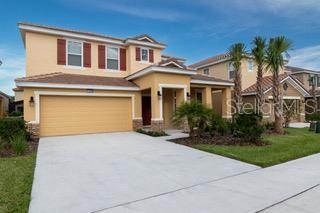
[[142, 96, 151, 125]]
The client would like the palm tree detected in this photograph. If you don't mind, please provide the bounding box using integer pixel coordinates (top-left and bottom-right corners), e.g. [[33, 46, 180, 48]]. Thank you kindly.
[[265, 36, 292, 134], [228, 43, 246, 114], [173, 101, 211, 138], [252, 37, 266, 114]]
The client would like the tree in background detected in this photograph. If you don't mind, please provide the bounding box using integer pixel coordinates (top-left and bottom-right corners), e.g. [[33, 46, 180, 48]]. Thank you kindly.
[[228, 43, 246, 114], [266, 36, 292, 134], [252, 37, 267, 114]]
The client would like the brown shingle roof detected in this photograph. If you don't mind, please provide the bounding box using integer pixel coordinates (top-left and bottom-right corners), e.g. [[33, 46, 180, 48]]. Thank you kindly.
[[191, 74, 234, 84], [242, 73, 309, 95], [159, 58, 187, 69], [15, 72, 138, 88], [242, 74, 289, 94], [285, 65, 317, 73], [189, 53, 230, 68]]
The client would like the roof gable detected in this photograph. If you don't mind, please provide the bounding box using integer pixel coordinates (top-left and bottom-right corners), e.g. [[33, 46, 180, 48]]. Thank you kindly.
[[242, 74, 310, 97]]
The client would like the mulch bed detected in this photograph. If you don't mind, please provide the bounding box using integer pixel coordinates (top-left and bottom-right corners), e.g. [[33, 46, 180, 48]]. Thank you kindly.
[[0, 139, 39, 158], [169, 134, 270, 147]]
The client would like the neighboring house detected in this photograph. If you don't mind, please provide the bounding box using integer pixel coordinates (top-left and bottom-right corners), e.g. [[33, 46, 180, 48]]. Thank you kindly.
[[190, 53, 311, 121], [13, 87, 24, 113], [15, 23, 234, 137], [286, 65, 320, 114], [0, 91, 10, 117]]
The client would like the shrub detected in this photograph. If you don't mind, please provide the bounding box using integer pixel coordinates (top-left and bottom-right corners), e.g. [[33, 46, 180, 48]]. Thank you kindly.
[[173, 101, 211, 138], [9, 131, 28, 155], [0, 136, 5, 151], [306, 114, 320, 122], [209, 113, 229, 135], [9, 111, 23, 117], [136, 129, 168, 137], [0, 118, 27, 142], [233, 112, 264, 143], [264, 122, 275, 131]]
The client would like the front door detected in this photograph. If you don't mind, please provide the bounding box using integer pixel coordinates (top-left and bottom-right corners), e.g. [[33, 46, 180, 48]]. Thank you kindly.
[[142, 96, 151, 125]]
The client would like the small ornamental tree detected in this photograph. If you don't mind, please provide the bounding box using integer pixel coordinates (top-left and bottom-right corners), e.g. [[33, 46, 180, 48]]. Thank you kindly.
[[173, 101, 211, 138]]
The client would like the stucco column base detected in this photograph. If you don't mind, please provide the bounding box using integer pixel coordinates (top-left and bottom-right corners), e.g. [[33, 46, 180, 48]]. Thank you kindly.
[[132, 118, 143, 131], [26, 122, 40, 140], [151, 119, 164, 132]]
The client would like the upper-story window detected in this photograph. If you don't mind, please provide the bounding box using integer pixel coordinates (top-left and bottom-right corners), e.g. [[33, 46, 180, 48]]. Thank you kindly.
[[317, 75, 320, 87], [203, 68, 209, 75], [247, 59, 253, 72], [141, 48, 149, 62], [67, 41, 82, 67], [107, 46, 119, 70], [228, 62, 235, 80]]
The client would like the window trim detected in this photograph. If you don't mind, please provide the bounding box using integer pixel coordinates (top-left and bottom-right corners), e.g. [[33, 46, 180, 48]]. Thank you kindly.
[[66, 39, 83, 68], [247, 59, 254, 72], [106, 45, 120, 71], [203, 68, 209, 75], [140, 47, 149, 62], [228, 62, 235, 80]]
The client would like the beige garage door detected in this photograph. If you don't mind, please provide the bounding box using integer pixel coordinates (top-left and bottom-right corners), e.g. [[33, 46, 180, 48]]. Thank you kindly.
[[40, 96, 132, 137]]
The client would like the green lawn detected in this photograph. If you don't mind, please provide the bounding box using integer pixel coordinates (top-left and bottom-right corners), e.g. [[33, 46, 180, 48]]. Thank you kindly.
[[195, 128, 320, 168], [0, 154, 36, 213]]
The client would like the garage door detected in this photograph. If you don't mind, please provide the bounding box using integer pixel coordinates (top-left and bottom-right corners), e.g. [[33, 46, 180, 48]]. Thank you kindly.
[[40, 96, 132, 136]]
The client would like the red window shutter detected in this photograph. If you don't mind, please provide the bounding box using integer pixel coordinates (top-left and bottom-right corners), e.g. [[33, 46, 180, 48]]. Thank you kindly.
[[120, 48, 127, 71], [98, 45, 105, 69], [57, 39, 66, 65], [149, 49, 154, 63], [83, 43, 91, 68], [136, 47, 141, 61]]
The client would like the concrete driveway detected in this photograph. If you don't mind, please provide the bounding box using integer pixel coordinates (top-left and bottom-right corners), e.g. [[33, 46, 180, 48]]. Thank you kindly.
[[29, 132, 320, 213], [29, 132, 258, 213]]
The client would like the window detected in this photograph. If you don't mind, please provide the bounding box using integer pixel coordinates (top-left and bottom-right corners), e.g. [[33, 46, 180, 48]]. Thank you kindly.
[[141, 48, 149, 61], [228, 62, 235, 80], [309, 74, 315, 86], [196, 90, 202, 102], [317, 75, 320, 87], [247, 59, 253, 72], [107, 47, 119, 70], [203, 68, 209, 75], [67, 41, 82, 66]]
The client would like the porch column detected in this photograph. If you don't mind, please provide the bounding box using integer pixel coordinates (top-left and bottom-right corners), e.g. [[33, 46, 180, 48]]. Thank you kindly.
[[222, 87, 232, 119], [203, 87, 213, 108], [299, 99, 305, 122], [151, 87, 164, 132]]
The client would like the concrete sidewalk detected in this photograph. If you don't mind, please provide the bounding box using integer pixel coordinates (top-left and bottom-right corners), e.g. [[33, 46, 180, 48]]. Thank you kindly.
[[100, 153, 320, 213]]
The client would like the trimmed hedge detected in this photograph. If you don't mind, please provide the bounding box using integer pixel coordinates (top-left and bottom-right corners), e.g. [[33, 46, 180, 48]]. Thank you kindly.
[[0, 118, 27, 142]]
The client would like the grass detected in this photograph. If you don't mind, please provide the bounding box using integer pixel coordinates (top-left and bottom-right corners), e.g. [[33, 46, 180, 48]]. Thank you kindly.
[[0, 154, 36, 213], [195, 128, 320, 168]]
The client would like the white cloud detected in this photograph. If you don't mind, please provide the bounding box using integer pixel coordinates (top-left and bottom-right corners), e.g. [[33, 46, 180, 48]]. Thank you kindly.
[[70, 0, 191, 22], [288, 45, 320, 71], [0, 47, 25, 95]]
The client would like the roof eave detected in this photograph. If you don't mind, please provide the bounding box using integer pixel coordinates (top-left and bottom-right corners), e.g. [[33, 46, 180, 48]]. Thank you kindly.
[[15, 81, 140, 91], [125, 66, 196, 81]]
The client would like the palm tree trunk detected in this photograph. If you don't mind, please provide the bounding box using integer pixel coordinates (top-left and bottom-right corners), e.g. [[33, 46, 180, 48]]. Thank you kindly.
[[256, 64, 264, 114], [233, 68, 242, 113], [272, 71, 284, 134]]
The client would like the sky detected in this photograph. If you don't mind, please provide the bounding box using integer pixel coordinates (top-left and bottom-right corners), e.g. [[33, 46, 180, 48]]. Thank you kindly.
[[1, 0, 320, 95]]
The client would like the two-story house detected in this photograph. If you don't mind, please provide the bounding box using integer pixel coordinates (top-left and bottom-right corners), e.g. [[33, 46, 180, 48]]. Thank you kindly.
[[15, 23, 234, 137], [286, 66, 320, 113], [190, 53, 310, 121]]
